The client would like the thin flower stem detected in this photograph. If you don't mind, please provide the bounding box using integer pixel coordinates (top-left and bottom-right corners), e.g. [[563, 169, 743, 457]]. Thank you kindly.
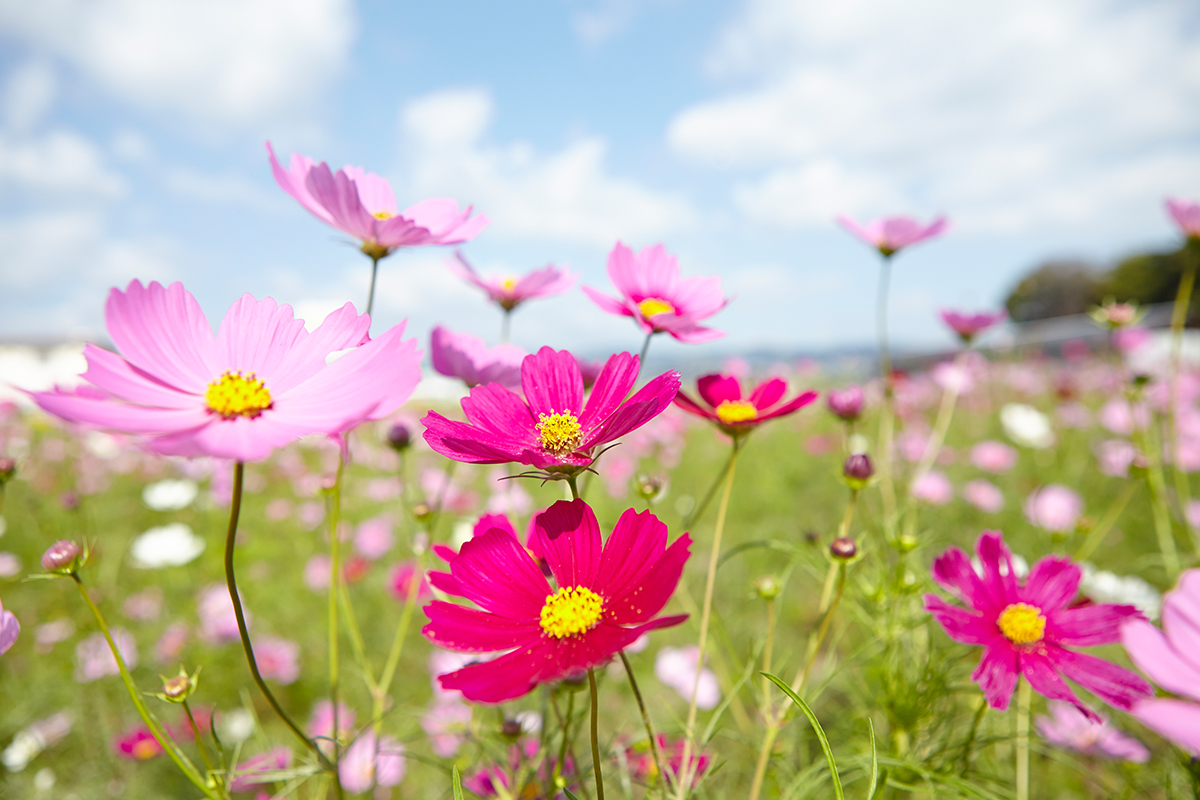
[[761, 597, 776, 715], [876, 254, 898, 538], [638, 332, 654, 370], [587, 669, 606, 800], [374, 551, 427, 736], [71, 575, 216, 797], [325, 459, 345, 800], [183, 700, 216, 776], [366, 256, 380, 319], [1015, 678, 1031, 800], [1170, 260, 1199, 553], [224, 462, 329, 767], [683, 448, 735, 529], [568, 474, 581, 500], [551, 691, 575, 793], [501, 309, 512, 344], [339, 580, 377, 691], [619, 652, 669, 800], [959, 699, 987, 776], [909, 350, 964, 489], [674, 440, 740, 800], [1074, 481, 1136, 562]]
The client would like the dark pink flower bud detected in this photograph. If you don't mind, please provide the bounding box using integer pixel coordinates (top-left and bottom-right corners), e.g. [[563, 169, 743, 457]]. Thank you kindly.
[[843, 454, 874, 481], [41, 540, 81, 572], [830, 537, 858, 560], [385, 423, 411, 451], [827, 386, 864, 422]]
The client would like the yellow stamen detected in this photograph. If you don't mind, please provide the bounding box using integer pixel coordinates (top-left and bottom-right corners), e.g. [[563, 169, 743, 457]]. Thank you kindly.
[[501, 277, 518, 291], [638, 297, 675, 318], [205, 370, 273, 419], [132, 739, 159, 760], [537, 411, 583, 457], [372, 210, 394, 220], [540, 586, 604, 639], [715, 400, 758, 424], [998, 602, 1046, 645]]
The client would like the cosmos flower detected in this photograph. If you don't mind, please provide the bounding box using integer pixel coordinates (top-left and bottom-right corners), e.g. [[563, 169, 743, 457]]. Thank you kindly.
[[422, 347, 680, 476], [141, 479, 199, 511], [963, 480, 1005, 514], [826, 385, 865, 422], [229, 747, 292, 792], [75, 629, 138, 683], [654, 645, 720, 710], [911, 471, 954, 505], [339, 732, 406, 793], [1121, 569, 1200, 756], [430, 326, 525, 390], [449, 252, 576, 311], [940, 309, 1007, 344], [0, 597, 18, 657], [583, 242, 727, 343], [673, 374, 817, 437], [925, 531, 1151, 720], [1166, 198, 1200, 240], [836, 214, 948, 256], [254, 637, 300, 685], [623, 735, 711, 789], [1024, 485, 1083, 533], [30, 281, 423, 462], [129, 523, 206, 569], [1035, 701, 1149, 762], [969, 441, 1018, 474], [1000, 403, 1055, 449], [422, 499, 691, 703], [114, 727, 162, 761], [267, 142, 487, 261]]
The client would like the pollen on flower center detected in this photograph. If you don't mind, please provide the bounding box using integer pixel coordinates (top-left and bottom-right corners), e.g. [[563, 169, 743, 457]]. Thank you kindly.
[[998, 602, 1046, 644], [131, 739, 159, 760], [540, 586, 604, 639], [501, 276, 518, 291], [537, 412, 583, 457], [205, 371, 273, 419], [372, 210, 394, 220], [715, 400, 758, 424], [638, 297, 675, 318]]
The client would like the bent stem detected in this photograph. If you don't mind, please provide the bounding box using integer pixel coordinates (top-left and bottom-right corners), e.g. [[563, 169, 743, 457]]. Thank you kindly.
[[1015, 678, 1030, 800], [1074, 481, 1136, 562], [224, 462, 328, 767], [71, 575, 216, 797], [620, 652, 669, 800], [674, 440, 741, 799], [588, 669, 606, 800]]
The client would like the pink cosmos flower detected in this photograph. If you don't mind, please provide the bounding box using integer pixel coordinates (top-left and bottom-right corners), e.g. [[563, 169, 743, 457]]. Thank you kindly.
[[230, 747, 291, 792], [826, 385, 865, 422], [654, 645, 720, 710], [970, 441, 1018, 474], [353, 515, 395, 560], [75, 629, 137, 683], [1035, 701, 1149, 762], [674, 374, 817, 437], [387, 561, 433, 603], [423, 499, 691, 703], [421, 696, 473, 757], [339, 732, 405, 793], [940, 309, 1007, 344], [255, 637, 300, 685], [1121, 569, 1200, 756], [1096, 440, 1137, 478], [430, 326, 525, 390], [1166, 197, 1200, 240], [912, 471, 953, 505], [198, 583, 246, 643], [422, 348, 680, 476], [30, 281, 422, 462], [0, 597, 18, 657], [267, 142, 487, 260], [583, 242, 727, 343], [155, 622, 188, 664], [624, 735, 711, 788], [449, 252, 576, 311], [114, 727, 162, 761], [309, 700, 354, 759], [836, 214, 948, 256], [963, 479, 1005, 514], [925, 531, 1151, 719], [1024, 485, 1083, 533]]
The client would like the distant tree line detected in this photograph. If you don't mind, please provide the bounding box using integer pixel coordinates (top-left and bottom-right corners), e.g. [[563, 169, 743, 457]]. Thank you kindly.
[[1005, 242, 1200, 323]]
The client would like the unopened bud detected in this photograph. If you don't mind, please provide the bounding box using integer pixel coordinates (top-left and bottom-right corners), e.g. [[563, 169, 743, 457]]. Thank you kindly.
[[41, 540, 80, 572], [163, 675, 190, 700], [0, 457, 15, 484], [634, 474, 669, 503], [827, 386, 864, 422], [412, 502, 431, 520], [895, 533, 918, 554], [385, 423, 412, 452], [843, 454, 874, 481], [500, 719, 522, 740], [755, 575, 781, 600], [829, 537, 857, 561]]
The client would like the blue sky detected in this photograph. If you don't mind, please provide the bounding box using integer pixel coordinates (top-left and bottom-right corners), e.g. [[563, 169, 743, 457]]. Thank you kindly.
[[1, 0, 1198, 363]]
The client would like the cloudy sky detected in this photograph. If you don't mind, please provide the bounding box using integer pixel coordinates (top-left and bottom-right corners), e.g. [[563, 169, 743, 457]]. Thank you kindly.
[[1, 0, 1198, 361]]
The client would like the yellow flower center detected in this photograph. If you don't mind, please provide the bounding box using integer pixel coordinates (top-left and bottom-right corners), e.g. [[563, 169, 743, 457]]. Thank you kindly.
[[372, 210, 394, 220], [540, 586, 604, 639], [997, 602, 1046, 645], [132, 739, 159, 760], [501, 276, 518, 291], [638, 297, 675, 318], [715, 400, 758, 424], [537, 412, 583, 457], [205, 371, 273, 419]]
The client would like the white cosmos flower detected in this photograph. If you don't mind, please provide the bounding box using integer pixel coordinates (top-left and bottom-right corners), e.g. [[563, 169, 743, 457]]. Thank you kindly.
[[129, 523, 205, 568], [1000, 403, 1055, 449], [1080, 564, 1162, 621], [142, 479, 199, 511]]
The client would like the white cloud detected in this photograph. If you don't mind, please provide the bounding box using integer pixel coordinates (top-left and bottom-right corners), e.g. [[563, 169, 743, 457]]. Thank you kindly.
[[0, 0, 357, 126], [163, 167, 284, 210], [400, 87, 696, 247], [0, 129, 125, 196], [3, 61, 56, 132], [668, 0, 1200, 233]]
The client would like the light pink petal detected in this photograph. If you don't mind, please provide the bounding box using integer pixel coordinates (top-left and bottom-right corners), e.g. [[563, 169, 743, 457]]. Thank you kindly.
[[304, 163, 376, 241], [0, 609, 19, 656], [1131, 697, 1200, 755], [214, 294, 307, 379], [605, 241, 642, 299], [402, 198, 487, 243], [265, 142, 333, 224], [665, 323, 726, 343], [80, 344, 198, 409], [1121, 618, 1200, 702], [450, 529, 550, 619], [150, 415, 298, 462], [668, 274, 727, 319], [534, 500, 602, 589], [31, 389, 210, 435], [105, 280, 218, 393], [344, 166, 396, 216], [1161, 570, 1200, 673], [268, 303, 371, 393], [582, 285, 634, 318], [422, 602, 542, 652]]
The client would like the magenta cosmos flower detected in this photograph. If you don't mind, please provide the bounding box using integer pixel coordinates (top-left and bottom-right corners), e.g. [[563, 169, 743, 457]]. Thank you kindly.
[[1121, 568, 1200, 755], [0, 597, 18, 657], [674, 374, 817, 437], [940, 309, 1007, 345], [267, 142, 487, 261], [925, 531, 1151, 720], [31, 281, 422, 462], [430, 326, 524, 390], [837, 214, 948, 256], [583, 242, 727, 343], [449, 252, 576, 311], [422, 347, 680, 475], [1166, 198, 1200, 240], [422, 499, 691, 702]]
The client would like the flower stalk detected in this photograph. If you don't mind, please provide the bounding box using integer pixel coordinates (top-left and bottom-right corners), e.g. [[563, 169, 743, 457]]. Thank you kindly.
[[588, 668, 606, 800]]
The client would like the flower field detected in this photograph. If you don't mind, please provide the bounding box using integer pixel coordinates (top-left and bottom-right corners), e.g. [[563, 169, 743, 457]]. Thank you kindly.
[[0, 155, 1198, 800]]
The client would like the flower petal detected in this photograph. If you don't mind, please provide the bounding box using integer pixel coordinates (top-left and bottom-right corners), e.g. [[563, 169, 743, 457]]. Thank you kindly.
[[1051, 647, 1152, 711], [80, 344, 198, 409], [606, 533, 691, 625], [461, 383, 537, 438], [450, 529, 550, 619], [105, 280, 219, 393], [534, 500, 602, 590], [521, 347, 584, 418], [595, 508, 667, 600], [972, 642, 1020, 711], [1021, 556, 1081, 612], [930, 546, 994, 612], [268, 302, 371, 393], [579, 352, 639, 431], [582, 286, 633, 318], [673, 390, 718, 422], [696, 375, 741, 408], [749, 378, 787, 410], [1162, 569, 1200, 674], [1130, 697, 1200, 756], [422, 413, 529, 465], [437, 638, 559, 704], [1121, 617, 1200, 702], [214, 294, 307, 379], [1048, 603, 1141, 647], [1020, 649, 1095, 721], [586, 370, 680, 447], [924, 595, 995, 645], [422, 602, 542, 652]]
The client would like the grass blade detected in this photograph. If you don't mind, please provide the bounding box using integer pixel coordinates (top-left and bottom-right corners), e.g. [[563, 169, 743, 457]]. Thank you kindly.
[[866, 719, 878, 800], [762, 672, 844, 800], [452, 765, 465, 800]]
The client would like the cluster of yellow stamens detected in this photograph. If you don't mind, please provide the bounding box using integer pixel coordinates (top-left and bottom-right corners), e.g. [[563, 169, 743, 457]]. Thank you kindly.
[[500, 277, 519, 292], [372, 210, 394, 220], [540, 586, 604, 639], [536, 411, 583, 457], [715, 400, 758, 424], [638, 297, 675, 318], [997, 602, 1046, 644], [204, 370, 273, 419]]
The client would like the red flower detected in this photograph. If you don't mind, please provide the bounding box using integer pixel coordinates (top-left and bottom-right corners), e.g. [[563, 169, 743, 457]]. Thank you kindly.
[[422, 499, 690, 703], [673, 374, 817, 436]]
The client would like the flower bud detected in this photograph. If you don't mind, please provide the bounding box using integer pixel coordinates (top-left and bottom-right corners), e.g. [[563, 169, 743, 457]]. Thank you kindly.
[[829, 537, 858, 561], [412, 502, 431, 520], [843, 454, 874, 481], [827, 386, 864, 422], [385, 423, 411, 452], [1089, 300, 1142, 329], [755, 575, 781, 600], [157, 666, 200, 703], [500, 718, 522, 740], [0, 457, 15, 485], [41, 540, 80, 572], [634, 473, 669, 503]]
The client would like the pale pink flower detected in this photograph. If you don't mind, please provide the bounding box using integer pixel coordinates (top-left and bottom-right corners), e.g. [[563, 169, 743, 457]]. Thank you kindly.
[[1096, 440, 1136, 478], [1187, 500, 1200, 530], [430, 326, 524, 389], [421, 697, 473, 757], [197, 583, 245, 643], [836, 214, 948, 256], [297, 501, 325, 530], [0, 553, 22, 578], [122, 587, 163, 621], [939, 309, 1006, 344], [1024, 485, 1083, 533], [339, 731, 405, 793], [963, 480, 1005, 513], [420, 468, 477, 514], [655, 646, 720, 710], [75, 629, 137, 682], [310, 700, 355, 758], [970, 441, 1018, 474], [304, 554, 332, 592], [1099, 398, 1149, 437], [155, 622, 188, 664], [387, 562, 432, 603], [264, 498, 292, 521], [363, 477, 402, 502], [0, 597, 19, 657], [449, 252, 576, 311], [931, 360, 974, 395], [1166, 197, 1200, 239], [255, 637, 300, 685], [898, 428, 930, 463], [230, 747, 291, 792], [912, 471, 953, 505], [1113, 326, 1152, 353], [1036, 701, 1149, 761], [354, 515, 395, 560], [1057, 402, 1093, 430]]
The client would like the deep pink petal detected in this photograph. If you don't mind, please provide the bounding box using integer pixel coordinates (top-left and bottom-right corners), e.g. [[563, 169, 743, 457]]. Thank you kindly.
[[428, 570, 461, 595], [673, 391, 718, 422], [748, 378, 787, 410], [1130, 698, 1200, 755], [461, 383, 537, 438], [1121, 618, 1200, 702], [696, 374, 741, 408], [422, 602, 542, 652], [579, 352, 639, 431], [976, 531, 1019, 604], [1021, 556, 1081, 612], [474, 513, 518, 540], [1048, 603, 1141, 647], [582, 286, 634, 318], [450, 529, 550, 619], [930, 547, 995, 613], [534, 500, 602, 589], [80, 344, 198, 409], [924, 595, 995, 645], [595, 508, 668, 601], [521, 348, 583, 418], [1020, 649, 1095, 720], [437, 639, 560, 704], [972, 643, 1020, 711], [105, 280, 219, 393], [587, 370, 680, 447], [422, 413, 531, 464], [1051, 648, 1152, 711], [606, 533, 691, 625], [754, 391, 819, 422]]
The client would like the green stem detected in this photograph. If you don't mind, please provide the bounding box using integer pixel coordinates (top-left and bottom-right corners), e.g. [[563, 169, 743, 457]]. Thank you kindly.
[[551, 692, 575, 793], [619, 652, 669, 800], [1170, 261, 1199, 554], [1015, 678, 1030, 800], [588, 669, 606, 800], [567, 474, 581, 500], [638, 332, 654, 369], [72, 575, 216, 797], [224, 462, 328, 767], [366, 256, 380, 319], [501, 309, 512, 344], [876, 254, 898, 538], [374, 551, 427, 736], [683, 448, 735, 529], [183, 700, 216, 776], [960, 699, 987, 776], [761, 597, 776, 715], [909, 350, 964, 491], [326, 460, 345, 799], [1074, 481, 1136, 562]]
